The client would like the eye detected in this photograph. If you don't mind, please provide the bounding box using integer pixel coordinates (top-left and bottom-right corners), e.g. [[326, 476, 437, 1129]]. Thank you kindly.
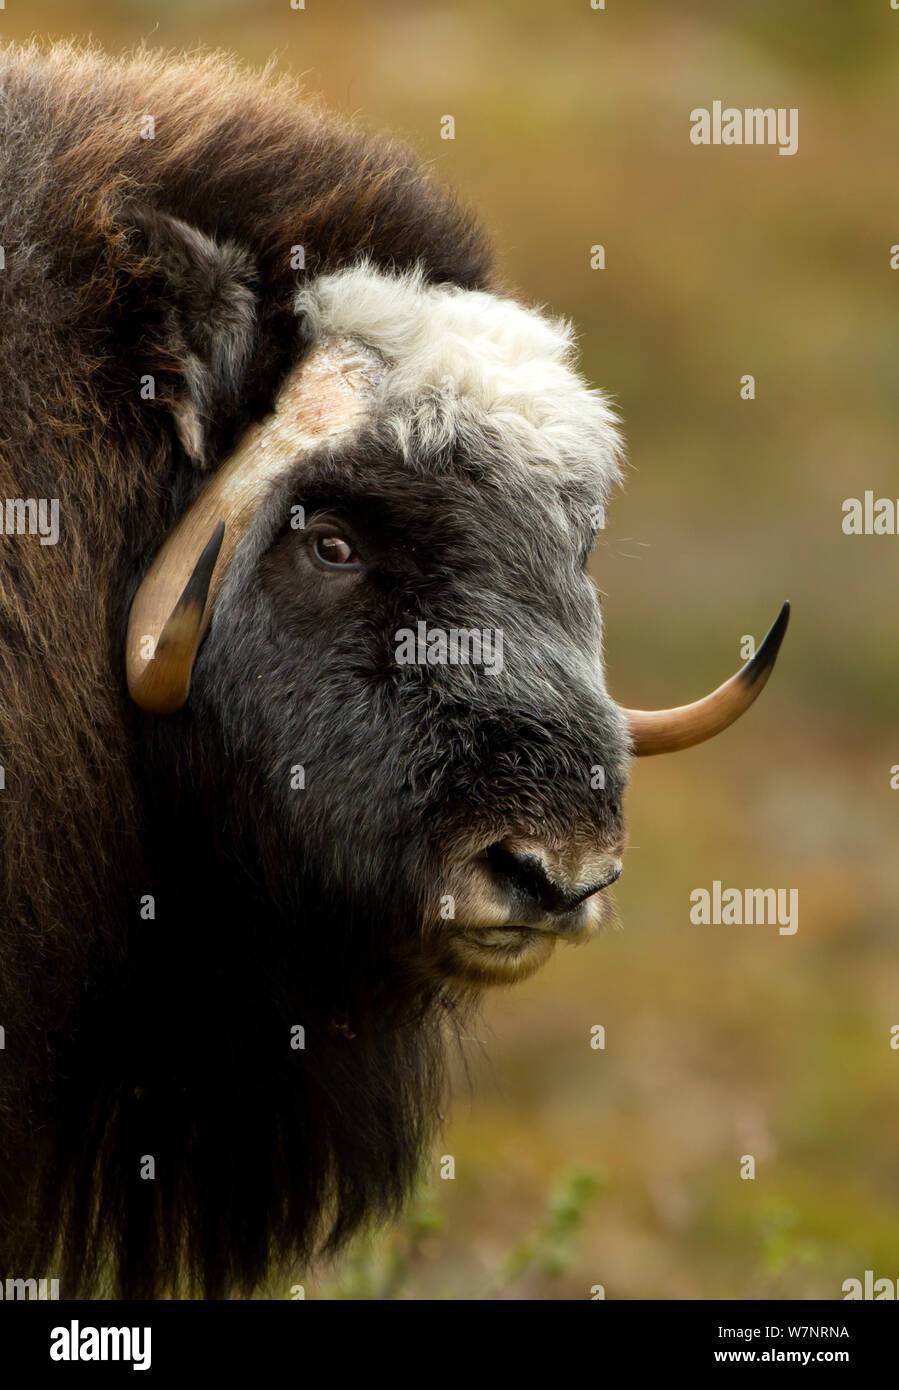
[[312, 534, 359, 569]]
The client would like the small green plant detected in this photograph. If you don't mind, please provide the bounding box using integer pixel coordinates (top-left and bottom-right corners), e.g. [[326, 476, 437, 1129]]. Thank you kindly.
[[311, 1169, 604, 1299], [324, 1187, 443, 1300], [757, 1200, 821, 1281], [492, 1170, 604, 1293]]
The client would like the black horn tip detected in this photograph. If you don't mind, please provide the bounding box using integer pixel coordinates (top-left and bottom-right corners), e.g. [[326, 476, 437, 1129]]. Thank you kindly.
[[154, 520, 225, 662], [177, 520, 226, 612], [740, 600, 790, 688]]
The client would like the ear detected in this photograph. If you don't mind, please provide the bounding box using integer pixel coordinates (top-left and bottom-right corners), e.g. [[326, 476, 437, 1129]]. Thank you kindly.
[[126, 207, 258, 466]]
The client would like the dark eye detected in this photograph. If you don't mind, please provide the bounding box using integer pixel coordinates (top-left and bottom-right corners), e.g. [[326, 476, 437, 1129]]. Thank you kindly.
[[313, 534, 359, 569]]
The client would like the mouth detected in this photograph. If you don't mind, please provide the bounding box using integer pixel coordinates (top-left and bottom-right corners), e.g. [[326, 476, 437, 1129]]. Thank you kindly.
[[440, 903, 609, 985], [433, 833, 625, 986], [441, 922, 560, 986], [463, 924, 546, 949]]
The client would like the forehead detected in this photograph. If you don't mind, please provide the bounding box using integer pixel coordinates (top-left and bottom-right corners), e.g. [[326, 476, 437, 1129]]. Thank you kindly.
[[299, 437, 605, 571], [294, 262, 623, 520]]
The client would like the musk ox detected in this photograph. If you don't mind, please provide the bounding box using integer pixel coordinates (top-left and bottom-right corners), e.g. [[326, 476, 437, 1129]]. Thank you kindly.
[[0, 43, 788, 1298]]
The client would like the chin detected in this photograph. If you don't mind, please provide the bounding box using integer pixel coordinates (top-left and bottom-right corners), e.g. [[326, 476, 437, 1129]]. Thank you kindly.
[[438, 926, 559, 987]]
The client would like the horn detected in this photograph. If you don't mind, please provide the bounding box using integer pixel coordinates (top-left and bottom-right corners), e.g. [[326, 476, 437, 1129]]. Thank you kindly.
[[126, 336, 382, 713], [127, 521, 225, 713], [622, 601, 790, 756]]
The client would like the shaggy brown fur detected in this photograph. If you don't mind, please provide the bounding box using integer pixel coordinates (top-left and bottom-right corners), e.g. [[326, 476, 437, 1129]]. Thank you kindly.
[[0, 41, 493, 1296]]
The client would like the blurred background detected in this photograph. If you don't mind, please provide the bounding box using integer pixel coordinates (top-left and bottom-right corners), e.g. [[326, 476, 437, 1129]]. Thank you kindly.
[[7, 1, 898, 1298]]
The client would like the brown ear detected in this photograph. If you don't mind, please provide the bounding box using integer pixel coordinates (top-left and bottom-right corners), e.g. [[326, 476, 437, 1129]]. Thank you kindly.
[[126, 207, 258, 466]]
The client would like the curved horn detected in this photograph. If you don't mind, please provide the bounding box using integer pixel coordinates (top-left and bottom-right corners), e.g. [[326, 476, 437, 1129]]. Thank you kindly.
[[126, 337, 382, 713], [622, 601, 790, 756], [127, 520, 225, 713]]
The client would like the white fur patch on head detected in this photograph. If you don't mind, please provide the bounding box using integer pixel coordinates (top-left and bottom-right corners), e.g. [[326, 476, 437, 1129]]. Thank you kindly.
[[294, 262, 623, 499]]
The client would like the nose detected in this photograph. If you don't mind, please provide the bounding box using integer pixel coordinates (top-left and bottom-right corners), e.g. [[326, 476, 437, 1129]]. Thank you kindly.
[[484, 838, 622, 925]]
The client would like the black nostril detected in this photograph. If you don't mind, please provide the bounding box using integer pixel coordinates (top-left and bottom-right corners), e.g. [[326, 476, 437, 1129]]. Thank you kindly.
[[486, 845, 561, 911], [485, 844, 620, 916]]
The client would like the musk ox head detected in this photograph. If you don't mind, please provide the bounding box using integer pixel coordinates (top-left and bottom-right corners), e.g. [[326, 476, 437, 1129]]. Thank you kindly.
[[126, 259, 788, 990], [0, 44, 791, 1299]]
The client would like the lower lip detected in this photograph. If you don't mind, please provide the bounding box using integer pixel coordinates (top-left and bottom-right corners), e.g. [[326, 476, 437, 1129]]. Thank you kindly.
[[463, 926, 544, 950]]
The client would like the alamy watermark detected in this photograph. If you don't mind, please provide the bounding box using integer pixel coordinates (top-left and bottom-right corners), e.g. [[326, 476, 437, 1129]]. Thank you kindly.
[[842, 1271, 899, 1299], [1, 498, 60, 545], [690, 880, 798, 935], [842, 491, 899, 535], [690, 103, 798, 156], [50, 1321, 151, 1371], [0, 1275, 59, 1298], [395, 621, 503, 677]]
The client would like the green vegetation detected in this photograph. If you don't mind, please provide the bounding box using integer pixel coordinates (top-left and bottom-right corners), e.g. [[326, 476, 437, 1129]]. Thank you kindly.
[[305, 1171, 605, 1299]]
